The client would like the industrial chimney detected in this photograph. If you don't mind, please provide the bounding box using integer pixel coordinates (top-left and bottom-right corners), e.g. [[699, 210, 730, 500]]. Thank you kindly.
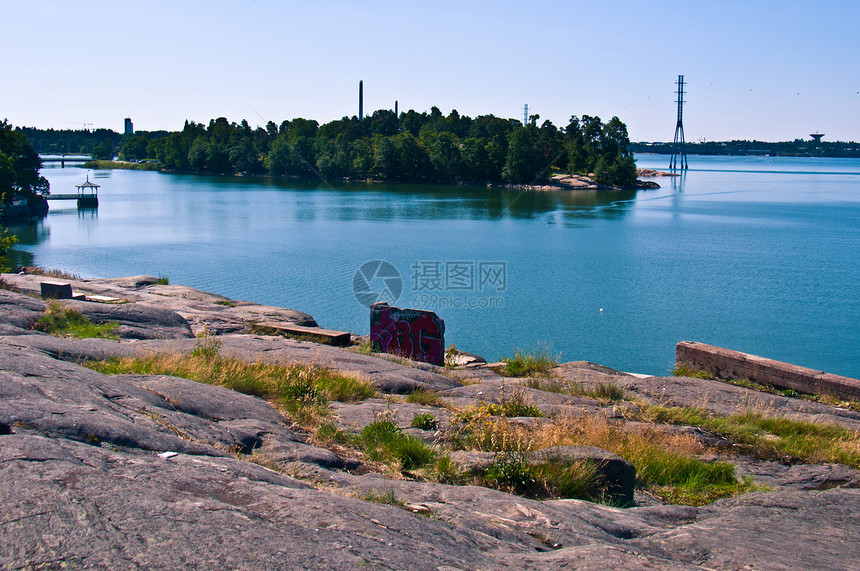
[[359, 80, 364, 121]]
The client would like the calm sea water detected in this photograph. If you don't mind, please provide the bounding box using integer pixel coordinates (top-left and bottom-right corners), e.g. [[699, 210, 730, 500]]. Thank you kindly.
[[8, 154, 860, 378]]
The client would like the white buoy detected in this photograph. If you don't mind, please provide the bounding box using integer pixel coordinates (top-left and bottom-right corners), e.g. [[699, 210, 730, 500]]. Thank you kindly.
[[599, 308, 604, 312]]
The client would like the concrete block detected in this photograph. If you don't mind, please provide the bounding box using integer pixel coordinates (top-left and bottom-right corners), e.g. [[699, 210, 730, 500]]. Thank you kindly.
[[40, 281, 73, 299], [676, 341, 860, 401]]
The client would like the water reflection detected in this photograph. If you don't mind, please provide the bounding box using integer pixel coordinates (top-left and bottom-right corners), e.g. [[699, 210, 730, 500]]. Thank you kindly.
[[669, 171, 687, 193], [4, 218, 46, 268], [305, 182, 642, 222]]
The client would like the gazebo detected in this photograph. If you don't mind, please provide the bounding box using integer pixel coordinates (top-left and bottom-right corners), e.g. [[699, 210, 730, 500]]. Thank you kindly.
[[75, 176, 99, 207]]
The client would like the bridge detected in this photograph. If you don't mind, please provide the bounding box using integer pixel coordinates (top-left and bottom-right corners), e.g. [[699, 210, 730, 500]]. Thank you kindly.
[[40, 155, 92, 168], [40, 155, 92, 162]]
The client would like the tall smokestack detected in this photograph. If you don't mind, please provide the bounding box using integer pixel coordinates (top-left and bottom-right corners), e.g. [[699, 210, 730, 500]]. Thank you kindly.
[[359, 80, 364, 120], [395, 100, 398, 117]]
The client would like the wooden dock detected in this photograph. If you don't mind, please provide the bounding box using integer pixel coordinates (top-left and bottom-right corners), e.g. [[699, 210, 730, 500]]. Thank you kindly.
[[47, 176, 100, 208]]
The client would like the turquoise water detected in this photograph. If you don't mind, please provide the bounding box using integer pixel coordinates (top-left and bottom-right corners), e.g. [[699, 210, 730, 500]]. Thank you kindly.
[[8, 154, 860, 378]]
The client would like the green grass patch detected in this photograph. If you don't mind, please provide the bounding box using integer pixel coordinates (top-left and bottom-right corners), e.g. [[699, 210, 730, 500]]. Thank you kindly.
[[356, 419, 437, 470], [33, 301, 119, 340], [484, 400, 544, 418], [500, 345, 558, 377], [405, 388, 447, 407], [155, 275, 169, 285], [410, 412, 439, 430], [655, 476, 768, 506], [673, 364, 717, 379], [361, 489, 405, 507], [350, 340, 374, 355], [314, 422, 351, 444], [472, 451, 603, 502]]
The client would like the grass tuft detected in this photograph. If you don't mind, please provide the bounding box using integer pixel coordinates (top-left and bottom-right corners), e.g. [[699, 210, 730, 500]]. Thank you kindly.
[[500, 344, 559, 377], [357, 417, 437, 470], [673, 364, 716, 379], [361, 489, 405, 507], [405, 388, 448, 408], [410, 412, 439, 430]]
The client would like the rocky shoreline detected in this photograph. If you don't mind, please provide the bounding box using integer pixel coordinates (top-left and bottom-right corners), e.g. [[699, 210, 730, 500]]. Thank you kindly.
[[3, 273, 860, 569], [498, 170, 663, 192]]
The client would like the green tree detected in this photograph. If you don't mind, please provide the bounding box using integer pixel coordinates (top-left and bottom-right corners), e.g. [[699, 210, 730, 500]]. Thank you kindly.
[[1, 120, 47, 273], [426, 131, 462, 181], [0, 228, 17, 273], [391, 133, 431, 181], [0, 120, 49, 202], [92, 137, 115, 160], [460, 137, 494, 182], [372, 135, 396, 180], [502, 126, 543, 184], [350, 139, 374, 178], [188, 137, 208, 171], [119, 134, 150, 161]]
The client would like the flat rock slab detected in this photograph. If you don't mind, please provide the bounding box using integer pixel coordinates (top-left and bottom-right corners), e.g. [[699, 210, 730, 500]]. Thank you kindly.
[[64, 298, 195, 339], [0, 343, 346, 466], [734, 459, 860, 491], [2, 273, 318, 335], [0, 433, 502, 571], [332, 398, 453, 434], [0, 288, 46, 334]]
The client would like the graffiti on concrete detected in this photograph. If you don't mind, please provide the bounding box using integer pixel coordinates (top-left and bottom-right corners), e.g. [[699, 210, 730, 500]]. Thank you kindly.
[[370, 302, 445, 366]]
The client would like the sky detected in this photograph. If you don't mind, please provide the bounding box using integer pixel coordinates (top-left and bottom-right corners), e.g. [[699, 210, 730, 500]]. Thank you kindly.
[[2, 0, 858, 142]]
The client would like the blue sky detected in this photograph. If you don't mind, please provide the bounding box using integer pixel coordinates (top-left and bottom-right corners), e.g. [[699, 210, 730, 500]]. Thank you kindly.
[[2, 0, 858, 142]]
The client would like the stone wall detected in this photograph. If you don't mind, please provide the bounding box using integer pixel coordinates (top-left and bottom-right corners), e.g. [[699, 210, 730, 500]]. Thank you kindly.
[[676, 341, 860, 401]]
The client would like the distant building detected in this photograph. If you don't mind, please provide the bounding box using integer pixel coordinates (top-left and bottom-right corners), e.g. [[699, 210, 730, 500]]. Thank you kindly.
[[124, 118, 133, 135]]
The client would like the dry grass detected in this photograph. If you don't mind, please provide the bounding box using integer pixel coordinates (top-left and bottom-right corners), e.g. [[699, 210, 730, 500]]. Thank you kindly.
[[87, 352, 376, 427], [525, 377, 627, 402], [448, 407, 748, 505], [19, 266, 82, 280], [640, 403, 860, 468]]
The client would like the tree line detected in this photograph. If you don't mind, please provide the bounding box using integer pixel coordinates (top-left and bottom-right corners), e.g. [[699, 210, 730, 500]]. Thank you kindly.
[[17, 108, 640, 187], [632, 139, 860, 158]]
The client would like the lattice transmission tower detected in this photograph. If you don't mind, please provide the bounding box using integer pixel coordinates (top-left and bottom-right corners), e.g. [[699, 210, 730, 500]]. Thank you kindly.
[[669, 75, 688, 170]]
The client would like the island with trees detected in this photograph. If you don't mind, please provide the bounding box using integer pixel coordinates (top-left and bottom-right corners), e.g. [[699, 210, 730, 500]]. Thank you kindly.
[[15, 108, 641, 188]]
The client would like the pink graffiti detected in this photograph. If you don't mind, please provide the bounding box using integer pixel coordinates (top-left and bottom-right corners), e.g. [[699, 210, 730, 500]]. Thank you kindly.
[[370, 303, 445, 366]]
